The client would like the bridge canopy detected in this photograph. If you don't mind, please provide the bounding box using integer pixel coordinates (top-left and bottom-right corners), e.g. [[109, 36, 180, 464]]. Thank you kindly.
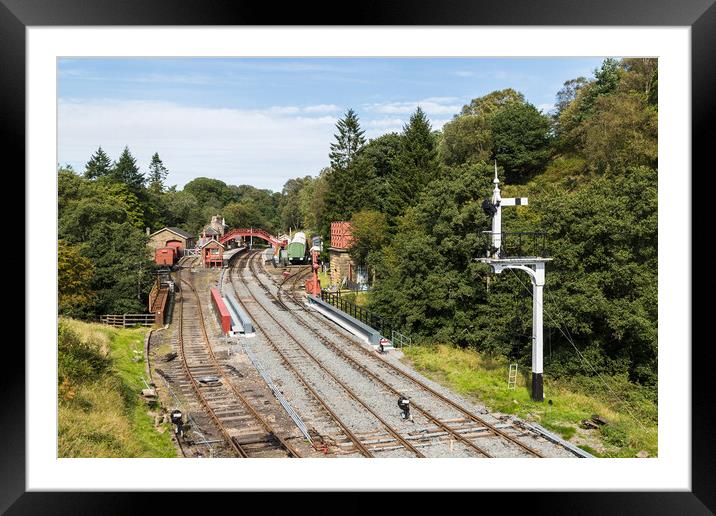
[[219, 228, 288, 248]]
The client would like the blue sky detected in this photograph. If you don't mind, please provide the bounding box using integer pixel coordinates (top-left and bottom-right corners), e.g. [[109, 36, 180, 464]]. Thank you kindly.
[[58, 57, 605, 191]]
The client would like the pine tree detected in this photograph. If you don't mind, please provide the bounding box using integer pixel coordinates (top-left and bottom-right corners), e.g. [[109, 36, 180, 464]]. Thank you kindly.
[[84, 146, 112, 180], [388, 107, 438, 216], [147, 152, 168, 193], [110, 146, 145, 193], [399, 107, 436, 176], [329, 109, 366, 171]]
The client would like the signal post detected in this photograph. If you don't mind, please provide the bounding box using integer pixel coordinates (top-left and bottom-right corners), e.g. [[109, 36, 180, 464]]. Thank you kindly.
[[476, 164, 551, 402]]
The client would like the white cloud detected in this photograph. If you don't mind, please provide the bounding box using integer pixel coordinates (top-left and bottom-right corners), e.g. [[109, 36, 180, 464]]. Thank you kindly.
[[366, 118, 405, 128], [430, 118, 452, 130], [362, 114, 451, 139], [364, 97, 463, 116], [267, 105, 302, 115], [303, 104, 340, 113], [58, 99, 337, 191], [537, 103, 555, 114]]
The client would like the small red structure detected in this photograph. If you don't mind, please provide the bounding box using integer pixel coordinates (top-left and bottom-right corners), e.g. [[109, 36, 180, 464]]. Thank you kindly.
[[328, 222, 357, 287], [148, 227, 195, 253], [210, 288, 232, 334], [305, 248, 322, 296], [201, 240, 224, 268], [330, 222, 354, 250], [155, 247, 176, 267]]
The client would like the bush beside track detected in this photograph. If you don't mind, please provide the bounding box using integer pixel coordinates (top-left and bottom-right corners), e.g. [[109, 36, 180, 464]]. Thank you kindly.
[[58, 318, 176, 458]]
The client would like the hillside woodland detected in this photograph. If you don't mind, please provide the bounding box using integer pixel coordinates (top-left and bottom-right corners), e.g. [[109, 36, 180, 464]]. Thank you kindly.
[[58, 58, 658, 399]]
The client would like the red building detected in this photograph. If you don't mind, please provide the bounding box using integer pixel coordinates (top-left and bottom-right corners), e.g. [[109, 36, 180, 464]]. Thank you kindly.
[[201, 239, 224, 268]]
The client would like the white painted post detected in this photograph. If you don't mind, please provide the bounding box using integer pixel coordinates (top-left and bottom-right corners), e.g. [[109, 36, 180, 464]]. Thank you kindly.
[[531, 262, 545, 402], [491, 162, 502, 255], [490, 161, 527, 258], [479, 163, 543, 401]]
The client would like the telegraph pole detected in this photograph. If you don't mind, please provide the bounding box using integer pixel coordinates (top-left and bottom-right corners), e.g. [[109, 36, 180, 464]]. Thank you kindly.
[[477, 162, 550, 402]]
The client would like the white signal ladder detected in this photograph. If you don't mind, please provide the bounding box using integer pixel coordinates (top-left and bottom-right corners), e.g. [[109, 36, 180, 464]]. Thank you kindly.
[[508, 363, 518, 390]]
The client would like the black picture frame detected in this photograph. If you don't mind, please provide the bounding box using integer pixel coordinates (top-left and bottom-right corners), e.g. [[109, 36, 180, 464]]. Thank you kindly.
[[5, 0, 713, 512]]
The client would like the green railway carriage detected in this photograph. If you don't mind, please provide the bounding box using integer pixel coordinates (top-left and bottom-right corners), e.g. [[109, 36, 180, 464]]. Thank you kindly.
[[287, 232, 307, 263]]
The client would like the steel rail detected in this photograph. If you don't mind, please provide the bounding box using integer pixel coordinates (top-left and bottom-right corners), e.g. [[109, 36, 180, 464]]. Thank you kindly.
[[264, 255, 495, 457], [273, 279, 493, 457], [227, 257, 375, 458], [232, 254, 425, 457], [176, 281, 247, 458], [237, 253, 425, 457], [181, 277, 301, 458], [270, 253, 546, 458]]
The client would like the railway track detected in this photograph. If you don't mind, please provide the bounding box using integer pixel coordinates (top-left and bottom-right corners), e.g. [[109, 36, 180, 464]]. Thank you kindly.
[[174, 274, 301, 458], [256, 252, 550, 458], [229, 253, 427, 457]]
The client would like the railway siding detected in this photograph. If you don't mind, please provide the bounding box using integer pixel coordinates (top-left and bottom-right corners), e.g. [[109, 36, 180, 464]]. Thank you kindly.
[[255, 252, 578, 458], [234, 254, 487, 457], [167, 272, 308, 458], [150, 251, 582, 459], [232, 260, 422, 456], [244, 256, 523, 457]]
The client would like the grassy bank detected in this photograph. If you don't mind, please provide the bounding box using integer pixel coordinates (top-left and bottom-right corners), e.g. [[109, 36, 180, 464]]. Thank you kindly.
[[402, 344, 657, 458], [58, 318, 176, 458]]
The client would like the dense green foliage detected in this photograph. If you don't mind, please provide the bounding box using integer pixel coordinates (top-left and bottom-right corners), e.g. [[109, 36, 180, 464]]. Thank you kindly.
[[347, 210, 390, 274], [58, 58, 658, 401], [490, 102, 552, 182], [58, 240, 94, 318], [439, 88, 525, 165], [361, 58, 659, 393], [59, 148, 283, 318]]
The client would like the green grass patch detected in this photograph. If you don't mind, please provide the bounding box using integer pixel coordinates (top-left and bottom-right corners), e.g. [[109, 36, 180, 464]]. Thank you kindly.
[[402, 344, 657, 458], [341, 291, 370, 307], [58, 318, 177, 458], [318, 270, 330, 287]]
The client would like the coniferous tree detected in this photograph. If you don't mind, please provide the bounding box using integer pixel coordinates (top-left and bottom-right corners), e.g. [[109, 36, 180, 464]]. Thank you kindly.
[[110, 146, 145, 193], [388, 107, 438, 217], [84, 146, 112, 180], [329, 109, 365, 171], [323, 109, 367, 238], [147, 152, 169, 193]]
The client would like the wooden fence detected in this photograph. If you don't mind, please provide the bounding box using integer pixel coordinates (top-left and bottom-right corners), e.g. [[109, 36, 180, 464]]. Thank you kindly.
[[99, 313, 157, 328]]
